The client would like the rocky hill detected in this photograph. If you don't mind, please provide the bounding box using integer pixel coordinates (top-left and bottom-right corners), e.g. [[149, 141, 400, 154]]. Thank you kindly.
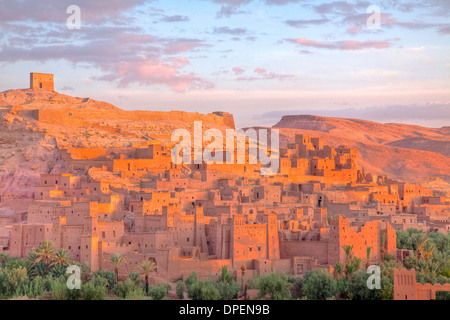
[[273, 115, 450, 182], [0, 89, 235, 211]]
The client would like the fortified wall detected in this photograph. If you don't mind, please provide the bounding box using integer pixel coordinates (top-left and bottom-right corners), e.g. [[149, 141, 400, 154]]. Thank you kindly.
[[394, 268, 450, 300], [36, 108, 236, 129]]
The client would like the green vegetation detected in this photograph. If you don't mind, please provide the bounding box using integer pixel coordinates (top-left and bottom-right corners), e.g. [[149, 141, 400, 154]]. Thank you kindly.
[[301, 269, 337, 300], [176, 280, 185, 299], [397, 229, 450, 285], [0, 242, 170, 300], [291, 229, 449, 300], [181, 268, 241, 300], [254, 272, 292, 300], [0, 229, 447, 300]]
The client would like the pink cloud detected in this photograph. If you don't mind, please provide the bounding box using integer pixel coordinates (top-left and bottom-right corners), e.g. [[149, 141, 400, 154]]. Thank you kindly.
[[111, 55, 213, 92], [163, 40, 208, 55], [237, 68, 294, 81], [0, 0, 145, 23], [291, 38, 394, 50], [346, 26, 363, 34], [232, 66, 245, 75], [0, 21, 213, 93]]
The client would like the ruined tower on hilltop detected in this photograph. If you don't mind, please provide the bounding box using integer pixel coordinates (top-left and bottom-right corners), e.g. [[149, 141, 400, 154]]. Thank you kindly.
[[30, 73, 54, 91]]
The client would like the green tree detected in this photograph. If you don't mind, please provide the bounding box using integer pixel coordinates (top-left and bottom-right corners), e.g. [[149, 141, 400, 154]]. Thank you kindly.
[[255, 272, 292, 300], [423, 241, 436, 261], [50, 276, 80, 300], [302, 270, 337, 300], [185, 271, 198, 289], [0, 252, 9, 266], [176, 280, 185, 299], [345, 270, 393, 300], [53, 249, 72, 267], [4, 266, 29, 297], [188, 280, 221, 300], [148, 283, 170, 300], [217, 280, 240, 300], [428, 232, 449, 254], [334, 262, 343, 279], [413, 232, 430, 261], [110, 253, 125, 284], [31, 240, 56, 274], [81, 280, 108, 300], [22, 275, 50, 299], [113, 279, 136, 299], [381, 234, 387, 261], [139, 260, 156, 294], [219, 265, 234, 284], [93, 270, 114, 291], [128, 272, 144, 288], [342, 245, 353, 278], [366, 247, 372, 269]]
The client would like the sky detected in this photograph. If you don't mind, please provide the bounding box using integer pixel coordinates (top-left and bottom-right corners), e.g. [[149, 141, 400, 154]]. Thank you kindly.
[[0, 0, 449, 129]]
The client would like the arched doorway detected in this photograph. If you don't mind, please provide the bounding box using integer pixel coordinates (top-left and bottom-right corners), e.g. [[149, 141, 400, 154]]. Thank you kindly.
[[148, 257, 157, 272]]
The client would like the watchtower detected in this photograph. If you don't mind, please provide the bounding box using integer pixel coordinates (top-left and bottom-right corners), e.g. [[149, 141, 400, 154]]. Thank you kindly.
[[30, 73, 54, 91]]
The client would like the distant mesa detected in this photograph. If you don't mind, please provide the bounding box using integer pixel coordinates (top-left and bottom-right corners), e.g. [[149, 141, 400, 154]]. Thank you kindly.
[[274, 115, 337, 132]]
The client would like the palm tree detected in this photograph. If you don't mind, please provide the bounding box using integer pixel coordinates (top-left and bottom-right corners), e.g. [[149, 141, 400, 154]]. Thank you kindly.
[[53, 249, 72, 267], [414, 233, 430, 261], [110, 253, 126, 284], [334, 262, 343, 279], [423, 241, 436, 262], [32, 240, 56, 274], [0, 252, 8, 266], [342, 245, 353, 278], [350, 257, 363, 276], [219, 265, 233, 284], [380, 259, 403, 279], [366, 246, 372, 269], [140, 260, 156, 294], [240, 250, 247, 296], [381, 233, 387, 261]]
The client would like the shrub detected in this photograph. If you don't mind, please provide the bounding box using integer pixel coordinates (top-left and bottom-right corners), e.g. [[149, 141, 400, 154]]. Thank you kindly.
[[290, 277, 304, 299], [92, 270, 114, 292], [217, 281, 240, 300], [185, 272, 198, 289], [176, 281, 185, 299], [113, 279, 137, 299], [50, 278, 69, 300], [345, 271, 379, 300], [148, 283, 170, 300], [219, 266, 234, 284], [126, 288, 147, 300], [301, 270, 337, 300], [81, 281, 107, 300], [49, 276, 81, 300], [255, 273, 292, 300], [4, 266, 29, 297], [22, 275, 49, 299], [128, 272, 144, 288], [188, 280, 221, 300]]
